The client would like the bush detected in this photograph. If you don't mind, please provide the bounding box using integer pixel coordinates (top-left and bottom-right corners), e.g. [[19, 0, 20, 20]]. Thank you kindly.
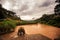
[[3, 20, 16, 28], [0, 19, 17, 34]]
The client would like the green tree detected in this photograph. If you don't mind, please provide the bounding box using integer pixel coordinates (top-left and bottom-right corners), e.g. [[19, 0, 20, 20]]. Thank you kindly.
[[0, 4, 6, 19], [0, 4, 20, 20], [54, 0, 60, 15], [55, 0, 60, 3]]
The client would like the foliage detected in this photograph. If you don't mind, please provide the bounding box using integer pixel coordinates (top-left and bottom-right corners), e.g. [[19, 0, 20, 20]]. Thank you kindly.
[[54, 0, 60, 15], [55, 0, 60, 3], [36, 14, 60, 28], [0, 4, 21, 34], [34, 0, 60, 28], [0, 19, 20, 34], [19, 20, 37, 25]]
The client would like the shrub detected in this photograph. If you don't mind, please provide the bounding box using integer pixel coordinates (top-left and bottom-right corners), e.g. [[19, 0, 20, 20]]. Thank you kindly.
[[0, 19, 17, 34]]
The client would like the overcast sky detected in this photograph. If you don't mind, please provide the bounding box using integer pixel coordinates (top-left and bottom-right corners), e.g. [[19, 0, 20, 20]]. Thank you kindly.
[[0, 0, 56, 20]]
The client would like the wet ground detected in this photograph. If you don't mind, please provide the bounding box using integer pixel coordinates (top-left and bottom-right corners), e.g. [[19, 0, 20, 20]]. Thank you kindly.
[[0, 33, 51, 40]]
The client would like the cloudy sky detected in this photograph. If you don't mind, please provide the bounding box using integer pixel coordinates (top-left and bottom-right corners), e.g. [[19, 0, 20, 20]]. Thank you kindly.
[[0, 0, 56, 20]]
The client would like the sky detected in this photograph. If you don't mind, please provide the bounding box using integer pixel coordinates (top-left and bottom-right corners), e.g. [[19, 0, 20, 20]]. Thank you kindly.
[[0, 0, 56, 20]]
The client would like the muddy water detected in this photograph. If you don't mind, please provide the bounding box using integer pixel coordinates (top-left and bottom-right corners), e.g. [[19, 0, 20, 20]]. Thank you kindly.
[[0, 24, 60, 40]]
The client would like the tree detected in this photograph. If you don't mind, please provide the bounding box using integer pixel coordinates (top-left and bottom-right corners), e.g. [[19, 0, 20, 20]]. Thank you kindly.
[[7, 11, 16, 17], [0, 4, 20, 20], [55, 0, 60, 3], [0, 4, 6, 19], [54, 0, 60, 15]]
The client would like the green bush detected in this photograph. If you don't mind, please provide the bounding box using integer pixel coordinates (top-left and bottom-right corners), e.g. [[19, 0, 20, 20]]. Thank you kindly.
[[19, 21, 37, 25], [0, 19, 17, 34], [3, 20, 16, 28]]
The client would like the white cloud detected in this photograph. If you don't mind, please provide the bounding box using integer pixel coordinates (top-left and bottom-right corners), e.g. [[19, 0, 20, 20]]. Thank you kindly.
[[1, 0, 56, 20]]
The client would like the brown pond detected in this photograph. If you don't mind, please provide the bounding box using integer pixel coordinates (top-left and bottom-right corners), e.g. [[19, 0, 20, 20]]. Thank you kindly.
[[0, 23, 60, 40]]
